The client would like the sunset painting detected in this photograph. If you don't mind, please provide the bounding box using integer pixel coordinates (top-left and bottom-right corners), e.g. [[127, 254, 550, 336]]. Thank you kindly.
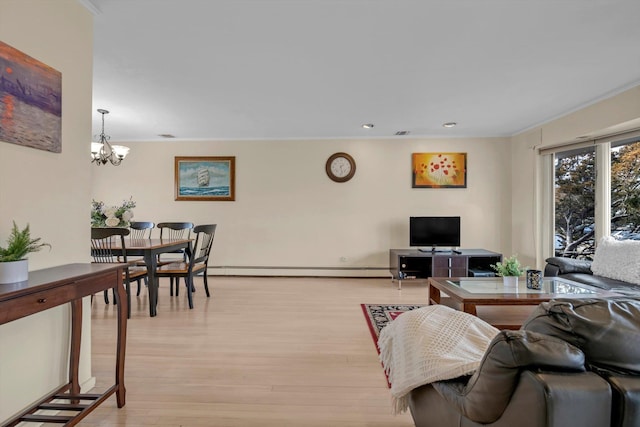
[[412, 152, 467, 188], [0, 41, 62, 153]]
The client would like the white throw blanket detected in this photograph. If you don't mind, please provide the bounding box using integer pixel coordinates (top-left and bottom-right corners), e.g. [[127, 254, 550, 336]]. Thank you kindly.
[[378, 305, 499, 413]]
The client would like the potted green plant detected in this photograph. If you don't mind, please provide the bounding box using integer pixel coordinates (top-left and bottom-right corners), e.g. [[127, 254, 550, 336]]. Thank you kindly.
[[490, 254, 527, 287], [0, 221, 51, 283]]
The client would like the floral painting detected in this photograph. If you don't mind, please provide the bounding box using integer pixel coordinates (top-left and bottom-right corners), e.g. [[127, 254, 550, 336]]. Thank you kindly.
[[0, 40, 62, 153], [175, 156, 236, 201], [412, 152, 467, 188]]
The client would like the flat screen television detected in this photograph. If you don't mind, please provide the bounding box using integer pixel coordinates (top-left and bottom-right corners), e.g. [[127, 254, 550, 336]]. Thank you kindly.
[[410, 216, 461, 250]]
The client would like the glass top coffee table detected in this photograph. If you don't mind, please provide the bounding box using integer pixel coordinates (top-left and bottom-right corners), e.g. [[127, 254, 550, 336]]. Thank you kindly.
[[427, 276, 620, 329]]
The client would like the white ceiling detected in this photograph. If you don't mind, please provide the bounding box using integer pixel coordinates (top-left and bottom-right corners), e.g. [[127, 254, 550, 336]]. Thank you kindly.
[[88, 0, 640, 142]]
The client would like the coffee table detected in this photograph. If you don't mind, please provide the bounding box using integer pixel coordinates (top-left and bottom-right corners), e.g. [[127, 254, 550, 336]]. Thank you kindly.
[[428, 276, 621, 329]]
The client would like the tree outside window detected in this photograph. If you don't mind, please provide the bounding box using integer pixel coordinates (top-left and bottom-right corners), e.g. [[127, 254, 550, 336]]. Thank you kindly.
[[554, 139, 640, 259], [611, 139, 640, 240], [554, 147, 596, 259]]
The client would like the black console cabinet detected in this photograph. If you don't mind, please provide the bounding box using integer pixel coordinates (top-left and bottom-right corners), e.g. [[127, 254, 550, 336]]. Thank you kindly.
[[389, 249, 502, 289]]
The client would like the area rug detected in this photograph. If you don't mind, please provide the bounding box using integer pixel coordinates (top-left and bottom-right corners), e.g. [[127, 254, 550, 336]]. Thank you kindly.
[[361, 304, 425, 387], [361, 304, 425, 353]]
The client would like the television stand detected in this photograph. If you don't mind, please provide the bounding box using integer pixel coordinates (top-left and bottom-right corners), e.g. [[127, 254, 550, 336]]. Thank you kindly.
[[389, 248, 502, 289], [418, 247, 462, 254]]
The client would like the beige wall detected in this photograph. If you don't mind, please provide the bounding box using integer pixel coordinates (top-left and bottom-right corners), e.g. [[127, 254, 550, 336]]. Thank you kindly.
[[0, 0, 93, 421], [534, 85, 640, 149], [511, 84, 640, 269], [92, 137, 514, 276]]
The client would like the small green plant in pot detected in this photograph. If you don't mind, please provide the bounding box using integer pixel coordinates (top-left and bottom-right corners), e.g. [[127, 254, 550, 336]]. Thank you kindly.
[[0, 221, 51, 262], [491, 254, 527, 288], [0, 222, 51, 283], [490, 254, 526, 277]]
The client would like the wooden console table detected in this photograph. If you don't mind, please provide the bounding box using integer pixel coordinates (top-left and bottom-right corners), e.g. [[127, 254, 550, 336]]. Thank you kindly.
[[0, 263, 127, 426]]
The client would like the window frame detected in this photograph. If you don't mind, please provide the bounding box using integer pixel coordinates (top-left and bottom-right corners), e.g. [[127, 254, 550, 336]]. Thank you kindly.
[[541, 128, 640, 259]]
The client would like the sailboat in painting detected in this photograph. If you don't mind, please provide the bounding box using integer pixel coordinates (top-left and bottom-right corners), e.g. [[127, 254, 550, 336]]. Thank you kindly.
[[176, 157, 233, 200], [197, 167, 210, 187]]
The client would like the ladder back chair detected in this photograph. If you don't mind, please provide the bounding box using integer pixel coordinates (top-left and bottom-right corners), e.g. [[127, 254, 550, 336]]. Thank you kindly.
[[156, 224, 217, 309], [90, 227, 148, 318]]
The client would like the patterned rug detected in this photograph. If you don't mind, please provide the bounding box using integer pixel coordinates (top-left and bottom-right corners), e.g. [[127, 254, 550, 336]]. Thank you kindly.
[[361, 304, 426, 352], [361, 304, 425, 387]]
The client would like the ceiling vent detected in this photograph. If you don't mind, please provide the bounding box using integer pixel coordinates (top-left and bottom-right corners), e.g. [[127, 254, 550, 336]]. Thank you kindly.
[[395, 131, 410, 136]]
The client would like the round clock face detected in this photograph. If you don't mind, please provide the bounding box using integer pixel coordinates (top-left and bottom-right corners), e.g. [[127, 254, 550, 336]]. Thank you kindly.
[[326, 152, 356, 182]]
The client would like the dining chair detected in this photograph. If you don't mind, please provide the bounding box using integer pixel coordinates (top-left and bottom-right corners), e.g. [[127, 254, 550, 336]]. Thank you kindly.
[[129, 221, 155, 239], [156, 221, 194, 294], [90, 227, 148, 318], [128, 221, 154, 295], [156, 224, 216, 309]]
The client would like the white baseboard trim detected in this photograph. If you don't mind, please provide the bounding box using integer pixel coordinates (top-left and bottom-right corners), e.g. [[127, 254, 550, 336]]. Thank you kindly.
[[81, 376, 97, 393], [207, 266, 391, 278]]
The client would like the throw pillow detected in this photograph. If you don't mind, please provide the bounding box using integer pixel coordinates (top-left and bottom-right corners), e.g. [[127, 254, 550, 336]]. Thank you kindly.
[[590, 236, 640, 285]]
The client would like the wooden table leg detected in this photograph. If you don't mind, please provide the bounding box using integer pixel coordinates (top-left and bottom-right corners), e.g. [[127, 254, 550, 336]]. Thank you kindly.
[[114, 275, 128, 408], [114, 275, 127, 407], [428, 282, 441, 305], [143, 251, 158, 317], [462, 302, 477, 316], [69, 299, 82, 396]]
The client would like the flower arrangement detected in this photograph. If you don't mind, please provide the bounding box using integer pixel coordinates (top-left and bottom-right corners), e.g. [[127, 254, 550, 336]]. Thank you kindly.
[[490, 254, 527, 277], [91, 198, 136, 228]]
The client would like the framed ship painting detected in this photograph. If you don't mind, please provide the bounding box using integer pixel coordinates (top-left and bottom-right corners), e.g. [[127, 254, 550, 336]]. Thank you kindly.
[[175, 156, 236, 201], [0, 41, 62, 153], [412, 152, 467, 188]]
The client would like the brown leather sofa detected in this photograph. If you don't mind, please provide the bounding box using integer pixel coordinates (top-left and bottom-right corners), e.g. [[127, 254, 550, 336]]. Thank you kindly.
[[409, 297, 640, 427]]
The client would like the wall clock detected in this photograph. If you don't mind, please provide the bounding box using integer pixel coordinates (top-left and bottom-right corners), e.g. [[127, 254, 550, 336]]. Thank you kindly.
[[326, 152, 356, 182]]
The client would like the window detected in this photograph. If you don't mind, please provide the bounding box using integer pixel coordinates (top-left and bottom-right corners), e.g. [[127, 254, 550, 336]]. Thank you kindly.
[[554, 146, 596, 259], [545, 130, 640, 260], [611, 139, 640, 241]]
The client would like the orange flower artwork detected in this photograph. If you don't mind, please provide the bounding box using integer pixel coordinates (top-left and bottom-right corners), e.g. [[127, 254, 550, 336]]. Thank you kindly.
[[412, 152, 467, 188]]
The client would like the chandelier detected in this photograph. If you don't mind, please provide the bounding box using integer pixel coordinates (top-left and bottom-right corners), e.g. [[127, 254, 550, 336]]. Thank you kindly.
[[90, 109, 130, 166]]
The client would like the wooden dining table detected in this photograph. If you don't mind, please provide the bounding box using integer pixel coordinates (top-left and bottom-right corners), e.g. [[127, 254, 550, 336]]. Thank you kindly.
[[112, 238, 192, 317]]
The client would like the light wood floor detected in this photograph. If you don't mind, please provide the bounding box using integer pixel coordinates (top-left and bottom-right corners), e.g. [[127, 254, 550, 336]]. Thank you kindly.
[[81, 276, 433, 426]]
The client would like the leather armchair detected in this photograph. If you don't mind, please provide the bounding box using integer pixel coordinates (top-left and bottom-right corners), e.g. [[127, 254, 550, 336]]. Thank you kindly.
[[408, 330, 611, 427]]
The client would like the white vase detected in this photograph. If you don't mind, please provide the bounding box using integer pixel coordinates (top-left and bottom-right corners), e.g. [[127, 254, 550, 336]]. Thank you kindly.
[[0, 259, 29, 284], [502, 275, 518, 288]]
